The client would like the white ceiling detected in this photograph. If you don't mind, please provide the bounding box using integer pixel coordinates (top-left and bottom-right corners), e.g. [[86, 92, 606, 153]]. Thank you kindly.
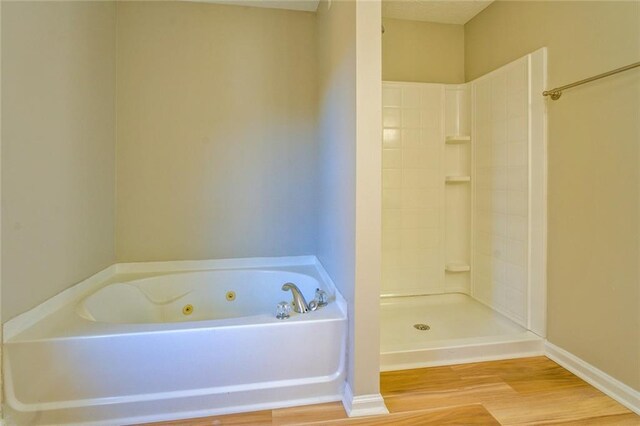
[[382, 0, 494, 25], [191, 0, 320, 12], [190, 0, 492, 24]]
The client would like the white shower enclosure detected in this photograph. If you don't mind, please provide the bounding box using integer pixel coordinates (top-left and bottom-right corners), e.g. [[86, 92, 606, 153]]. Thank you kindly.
[[381, 49, 547, 368]]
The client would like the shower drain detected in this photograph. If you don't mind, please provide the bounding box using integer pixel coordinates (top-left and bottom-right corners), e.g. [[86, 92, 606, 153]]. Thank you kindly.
[[413, 323, 430, 331]]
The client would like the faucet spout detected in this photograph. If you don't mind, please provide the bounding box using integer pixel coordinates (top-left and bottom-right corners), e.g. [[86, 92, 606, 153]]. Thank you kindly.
[[282, 282, 309, 313]]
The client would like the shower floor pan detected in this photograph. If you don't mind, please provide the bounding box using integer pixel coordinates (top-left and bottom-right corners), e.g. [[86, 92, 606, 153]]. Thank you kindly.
[[380, 293, 544, 371]]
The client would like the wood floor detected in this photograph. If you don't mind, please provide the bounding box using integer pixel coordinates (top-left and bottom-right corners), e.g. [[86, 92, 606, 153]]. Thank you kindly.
[[143, 357, 640, 425]]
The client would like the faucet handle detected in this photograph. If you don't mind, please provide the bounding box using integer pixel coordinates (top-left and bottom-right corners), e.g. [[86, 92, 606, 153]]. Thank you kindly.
[[276, 301, 291, 319], [315, 288, 329, 307]]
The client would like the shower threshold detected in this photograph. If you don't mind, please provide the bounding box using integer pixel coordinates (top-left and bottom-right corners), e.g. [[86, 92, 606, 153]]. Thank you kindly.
[[380, 293, 544, 371]]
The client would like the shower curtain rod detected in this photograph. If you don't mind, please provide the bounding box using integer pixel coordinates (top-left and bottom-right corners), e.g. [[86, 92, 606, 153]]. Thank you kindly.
[[543, 61, 640, 100]]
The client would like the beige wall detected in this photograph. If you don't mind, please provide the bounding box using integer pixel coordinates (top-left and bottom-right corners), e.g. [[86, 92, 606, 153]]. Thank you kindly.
[[317, 0, 383, 399], [382, 18, 464, 83], [466, 1, 640, 390], [1, 1, 116, 322], [316, 0, 359, 393], [1, 0, 4, 414], [116, 2, 318, 262], [316, 0, 356, 304]]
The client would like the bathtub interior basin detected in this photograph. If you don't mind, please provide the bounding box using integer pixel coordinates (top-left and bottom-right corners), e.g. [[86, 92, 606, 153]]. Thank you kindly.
[[77, 269, 328, 323]]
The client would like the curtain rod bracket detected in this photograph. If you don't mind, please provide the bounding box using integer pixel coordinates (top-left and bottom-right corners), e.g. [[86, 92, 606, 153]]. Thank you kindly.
[[544, 90, 562, 100]]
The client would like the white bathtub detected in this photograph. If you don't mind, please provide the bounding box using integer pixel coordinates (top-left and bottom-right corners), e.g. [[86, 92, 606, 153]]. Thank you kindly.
[[3, 257, 347, 426]]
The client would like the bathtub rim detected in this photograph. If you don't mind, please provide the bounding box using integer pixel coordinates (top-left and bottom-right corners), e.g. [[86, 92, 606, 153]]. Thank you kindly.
[[3, 255, 340, 342]]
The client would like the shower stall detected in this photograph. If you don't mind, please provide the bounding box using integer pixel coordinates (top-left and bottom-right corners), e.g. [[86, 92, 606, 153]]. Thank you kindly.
[[381, 49, 547, 370]]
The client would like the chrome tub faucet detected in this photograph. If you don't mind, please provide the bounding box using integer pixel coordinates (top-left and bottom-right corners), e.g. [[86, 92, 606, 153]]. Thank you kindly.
[[281, 282, 310, 313]]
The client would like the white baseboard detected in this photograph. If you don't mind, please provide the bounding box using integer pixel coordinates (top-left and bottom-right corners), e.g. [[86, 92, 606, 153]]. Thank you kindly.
[[342, 382, 388, 417], [545, 341, 640, 415]]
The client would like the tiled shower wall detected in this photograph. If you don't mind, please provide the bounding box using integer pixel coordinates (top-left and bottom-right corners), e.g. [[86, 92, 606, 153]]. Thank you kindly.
[[382, 53, 542, 328], [382, 84, 444, 296], [472, 57, 530, 326]]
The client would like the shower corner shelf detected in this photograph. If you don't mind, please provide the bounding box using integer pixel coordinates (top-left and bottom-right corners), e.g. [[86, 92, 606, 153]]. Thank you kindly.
[[445, 175, 471, 183], [445, 135, 471, 144], [445, 262, 470, 273]]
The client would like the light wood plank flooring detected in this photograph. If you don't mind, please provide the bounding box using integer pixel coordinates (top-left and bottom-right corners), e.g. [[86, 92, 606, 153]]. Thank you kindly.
[[142, 357, 639, 425]]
